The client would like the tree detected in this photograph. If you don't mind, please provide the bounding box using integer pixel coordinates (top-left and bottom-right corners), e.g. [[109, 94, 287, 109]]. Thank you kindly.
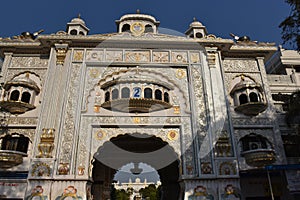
[[139, 184, 159, 200], [113, 189, 130, 200], [279, 0, 300, 51]]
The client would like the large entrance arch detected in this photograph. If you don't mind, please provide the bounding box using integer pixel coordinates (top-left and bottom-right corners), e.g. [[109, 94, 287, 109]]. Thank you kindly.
[[91, 133, 181, 200]]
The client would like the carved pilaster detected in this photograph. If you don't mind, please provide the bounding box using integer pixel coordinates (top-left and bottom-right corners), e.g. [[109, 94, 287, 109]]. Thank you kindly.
[[0, 53, 13, 83], [55, 44, 68, 65]]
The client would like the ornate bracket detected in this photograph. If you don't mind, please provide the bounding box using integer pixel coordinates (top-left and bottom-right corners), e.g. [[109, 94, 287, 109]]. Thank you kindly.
[[205, 47, 218, 67], [37, 128, 55, 158], [55, 43, 68, 66]]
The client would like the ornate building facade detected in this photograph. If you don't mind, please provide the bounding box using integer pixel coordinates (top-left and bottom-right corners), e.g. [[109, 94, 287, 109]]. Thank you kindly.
[[0, 12, 299, 200]]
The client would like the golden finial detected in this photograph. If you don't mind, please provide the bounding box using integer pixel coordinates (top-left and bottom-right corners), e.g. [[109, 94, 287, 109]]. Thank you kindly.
[[136, 9, 140, 14], [241, 75, 245, 81], [25, 72, 30, 78], [135, 66, 140, 74]]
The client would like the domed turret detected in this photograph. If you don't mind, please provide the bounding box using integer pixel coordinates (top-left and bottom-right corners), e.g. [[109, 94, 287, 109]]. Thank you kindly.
[[115, 10, 160, 36], [66, 14, 89, 36], [0, 73, 40, 114], [230, 75, 267, 115], [185, 17, 207, 38]]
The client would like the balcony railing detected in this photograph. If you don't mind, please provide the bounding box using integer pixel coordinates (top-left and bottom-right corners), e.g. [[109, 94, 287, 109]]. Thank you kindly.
[[241, 149, 276, 167], [0, 150, 27, 168]]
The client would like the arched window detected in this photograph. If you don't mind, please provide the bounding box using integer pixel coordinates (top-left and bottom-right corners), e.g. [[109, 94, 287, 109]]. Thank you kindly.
[[10, 90, 20, 101], [239, 94, 248, 105], [70, 29, 78, 35], [164, 92, 169, 103], [112, 89, 119, 100], [195, 32, 203, 38], [105, 92, 110, 102], [121, 87, 130, 98], [21, 92, 31, 103], [155, 90, 162, 100], [249, 92, 259, 102], [79, 31, 84, 35], [145, 24, 153, 33], [144, 88, 152, 99], [122, 24, 130, 32], [1, 134, 29, 153], [240, 134, 269, 152]]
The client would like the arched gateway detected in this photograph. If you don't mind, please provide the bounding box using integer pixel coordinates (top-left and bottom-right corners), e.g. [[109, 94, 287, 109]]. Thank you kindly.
[[91, 134, 180, 199], [6, 10, 285, 200]]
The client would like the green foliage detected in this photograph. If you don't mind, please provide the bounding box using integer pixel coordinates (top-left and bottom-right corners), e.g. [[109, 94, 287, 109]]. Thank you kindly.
[[139, 184, 160, 200], [111, 188, 130, 200], [279, 0, 300, 51]]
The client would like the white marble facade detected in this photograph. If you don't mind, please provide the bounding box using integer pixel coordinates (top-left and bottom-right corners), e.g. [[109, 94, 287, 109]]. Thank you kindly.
[[0, 12, 297, 200]]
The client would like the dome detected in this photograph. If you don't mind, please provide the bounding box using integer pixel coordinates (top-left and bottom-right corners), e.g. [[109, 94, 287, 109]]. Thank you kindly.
[[70, 17, 86, 26], [100, 74, 173, 90], [117, 13, 159, 25], [4, 74, 40, 93], [230, 77, 261, 95], [189, 20, 204, 28]]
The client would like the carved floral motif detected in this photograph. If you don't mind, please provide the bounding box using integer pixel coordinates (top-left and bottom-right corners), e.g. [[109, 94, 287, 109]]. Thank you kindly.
[[153, 51, 169, 63], [31, 162, 51, 177], [223, 59, 258, 72], [73, 50, 84, 62], [86, 50, 104, 62], [10, 57, 48, 68], [59, 64, 81, 163]]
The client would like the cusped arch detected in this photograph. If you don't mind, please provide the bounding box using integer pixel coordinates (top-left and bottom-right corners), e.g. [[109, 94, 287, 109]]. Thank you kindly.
[[92, 132, 180, 170], [84, 67, 190, 113]]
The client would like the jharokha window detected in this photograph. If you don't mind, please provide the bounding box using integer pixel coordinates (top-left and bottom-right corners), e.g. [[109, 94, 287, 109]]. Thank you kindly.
[[240, 133, 270, 153], [0, 134, 30, 154]]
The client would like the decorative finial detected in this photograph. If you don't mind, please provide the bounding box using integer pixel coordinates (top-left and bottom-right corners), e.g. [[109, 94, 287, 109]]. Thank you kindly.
[[193, 17, 197, 22], [25, 72, 30, 78], [136, 9, 140, 14], [78, 13, 81, 19], [241, 75, 245, 81], [135, 66, 140, 74]]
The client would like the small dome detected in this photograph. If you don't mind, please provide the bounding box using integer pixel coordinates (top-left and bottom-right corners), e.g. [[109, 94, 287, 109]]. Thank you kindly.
[[189, 21, 203, 28], [70, 17, 86, 26], [100, 74, 173, 90], [4, 73, 40, 93], [230, 80, 260, 95], [189, 18, 204, 27]]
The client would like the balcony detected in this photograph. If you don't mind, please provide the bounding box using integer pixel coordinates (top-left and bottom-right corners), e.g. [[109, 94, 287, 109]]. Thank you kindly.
[[0, 150, 27, 168], [241, 149, 276, 167], [234, 102, 267, 116], [101, 98, 172, 113], [0, 100, 36, 114]]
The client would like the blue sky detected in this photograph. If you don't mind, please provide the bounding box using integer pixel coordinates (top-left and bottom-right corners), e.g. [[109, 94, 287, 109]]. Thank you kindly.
[[0, 0, 291, 47]]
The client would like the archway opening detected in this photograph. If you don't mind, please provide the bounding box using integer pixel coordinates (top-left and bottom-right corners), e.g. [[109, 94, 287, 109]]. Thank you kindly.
[[92, 133, 180, 200]]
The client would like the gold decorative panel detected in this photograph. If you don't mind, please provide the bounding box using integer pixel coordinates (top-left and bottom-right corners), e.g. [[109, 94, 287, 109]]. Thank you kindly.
[[125, 51, 150, 62], [171, 52, 187, 63], [73, 50, 84, 62], [153, 51, 169, 63]]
